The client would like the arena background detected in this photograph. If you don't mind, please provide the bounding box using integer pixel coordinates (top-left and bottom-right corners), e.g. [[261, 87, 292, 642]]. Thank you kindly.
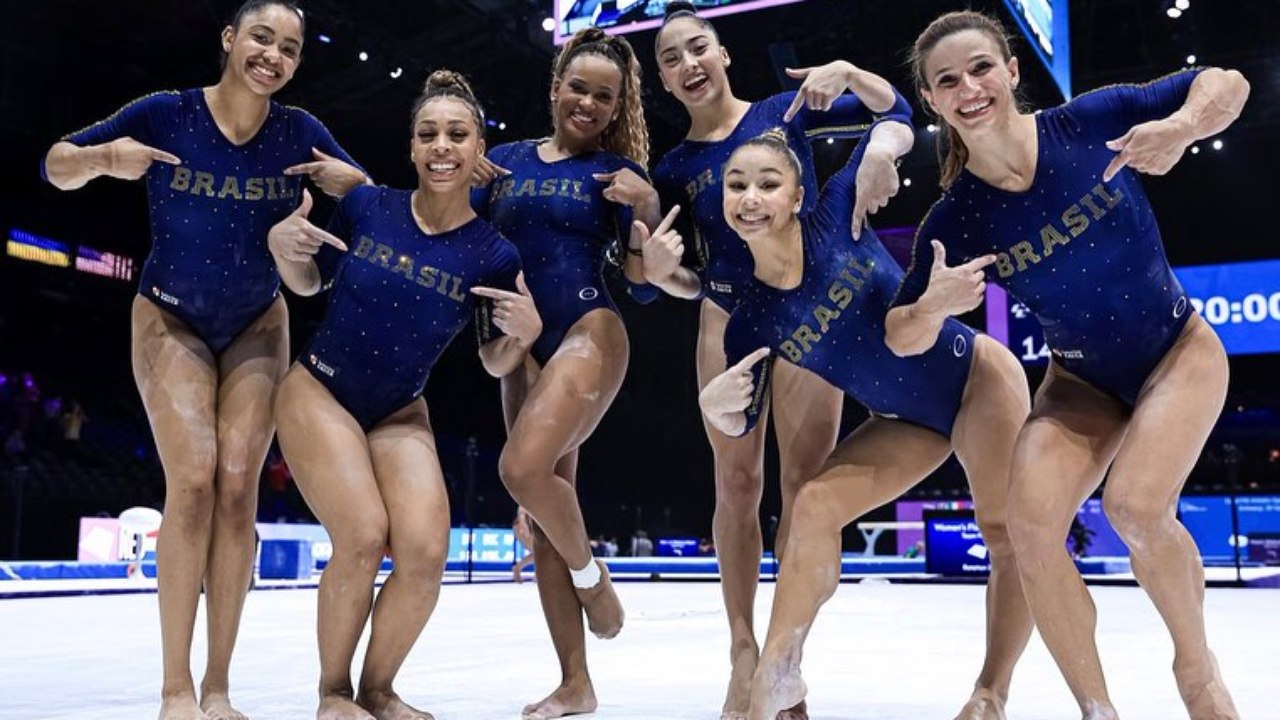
[[1, 0, 1276, 562]]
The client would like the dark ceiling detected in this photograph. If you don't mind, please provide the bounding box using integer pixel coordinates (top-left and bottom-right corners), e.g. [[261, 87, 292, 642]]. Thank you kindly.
[[1, 2, 1276, 527], [3, 0, 1277, 266]]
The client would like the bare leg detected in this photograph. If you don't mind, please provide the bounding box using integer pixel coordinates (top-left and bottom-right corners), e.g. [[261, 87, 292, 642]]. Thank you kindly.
[[695, 300, 770, 720], [769, 361, 842, 564], [748, 419, 952, 720], [524, 453, 599, 720], [500, 363, 597, 720], [356, 400, 449, 720], [767, 362, 841, 720], [498, 310, 629, 640], [132, 297, 218, 720], [275, 368, 384, 720], [949, 337, 1035, 720], [1006, 366, 1128, 719], [1101, 317, 1237, 720], [202, 297, 289, 720]]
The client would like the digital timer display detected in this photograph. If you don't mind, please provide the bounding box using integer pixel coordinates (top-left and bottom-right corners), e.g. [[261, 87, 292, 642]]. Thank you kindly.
[[987, 259, 1280, 361]]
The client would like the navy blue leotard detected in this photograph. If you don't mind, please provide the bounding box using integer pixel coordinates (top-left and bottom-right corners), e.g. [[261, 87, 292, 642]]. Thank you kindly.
[[47, 89, 361, 353], [724, 125, 975, 438], [472, 140, 648, 366], [894, 70, 1202, 406], [653, 89, 911, 311], [305, 185, 521, 430]]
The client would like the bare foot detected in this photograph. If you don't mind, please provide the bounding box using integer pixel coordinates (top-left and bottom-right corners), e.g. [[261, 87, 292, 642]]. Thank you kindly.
[[1080, 700, 1121, 720], [318, 693, 375, 720], [1175, 653, 1240, 720], [358, 689, 435, 720], [513, 565, 525, 584], [159, 691, 209, 720], [521, 681, 598, 719], [952, 688, 1006, 720], [721, 641, 758, 719], [777, 699, 808, 720], [572, 560, 623, 639], [747, 659, 806, 720], [200, 690, 249, 720]]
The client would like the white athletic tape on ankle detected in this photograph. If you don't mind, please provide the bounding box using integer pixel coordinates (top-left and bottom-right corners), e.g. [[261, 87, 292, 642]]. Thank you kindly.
[[570, 559, 602, 589]]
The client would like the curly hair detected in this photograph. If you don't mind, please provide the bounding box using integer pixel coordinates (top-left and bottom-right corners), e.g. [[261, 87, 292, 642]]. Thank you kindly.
[[411, 69, 486, 133], [552, 28, 650, 168]]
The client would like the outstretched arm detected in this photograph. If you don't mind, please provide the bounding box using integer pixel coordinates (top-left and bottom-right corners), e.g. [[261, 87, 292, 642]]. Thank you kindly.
[[1103, 67, 1250, 181], [784, 61, 902, 121], [44, 139, 180, 191]]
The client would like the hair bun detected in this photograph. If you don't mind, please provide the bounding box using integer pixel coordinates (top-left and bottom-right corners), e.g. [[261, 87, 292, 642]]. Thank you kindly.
[[759, 127, 789, 144], [425, 69, 474, 99], [664, 1, 697, 19]]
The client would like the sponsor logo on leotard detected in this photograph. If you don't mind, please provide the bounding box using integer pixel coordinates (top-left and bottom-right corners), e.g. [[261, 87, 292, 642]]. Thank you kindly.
[[152, 286, 181, 306], [952, 333, 968, 357], [1052, 347, 1085, 360], [1173, 296, 1188, 319], [709, 281, 733, 294], [309, 354, 336, 377], [578, 287, 599, 301]]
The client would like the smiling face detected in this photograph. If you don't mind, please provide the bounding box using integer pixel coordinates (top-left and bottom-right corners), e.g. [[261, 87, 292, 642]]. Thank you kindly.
[[920, 29, 1020, 139], [722, 144, 804, 241], [220, 4, 303, 95], [655, 16, 732, 110], [410, 97, 484, 196], [552, 53, 623, 147]]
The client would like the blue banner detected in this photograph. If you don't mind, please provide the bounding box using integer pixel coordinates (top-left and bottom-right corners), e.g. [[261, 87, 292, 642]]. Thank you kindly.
[[989, 258, 1280, 362]]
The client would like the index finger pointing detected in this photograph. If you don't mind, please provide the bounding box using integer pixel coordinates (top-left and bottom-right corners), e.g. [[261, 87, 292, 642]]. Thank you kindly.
[[592, 171, 619, 183], [284, 161, 325, 176], [470, 286, 520, 301], [312, 228, 348, 252], [151, 149, 182, 165], [1102, 153, 1128, 183], [783, 92, 806, 123], [959, 254, 998, 272], [654, 204, 682, 235], [852, 195, 867, 241], [734, 346, 772, 372]]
